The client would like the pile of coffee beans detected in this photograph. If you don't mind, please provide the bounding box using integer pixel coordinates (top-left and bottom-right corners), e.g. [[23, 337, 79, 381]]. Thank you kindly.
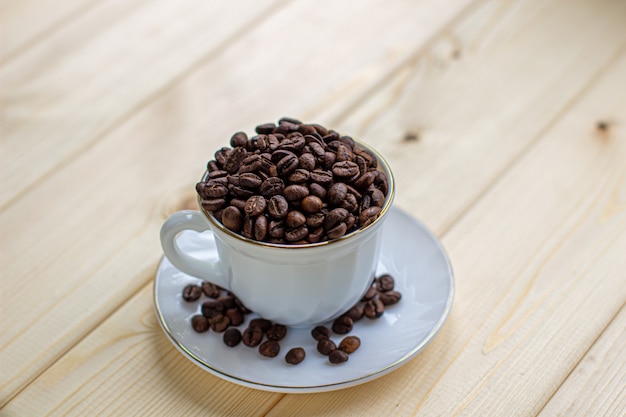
[[196, 117, 390, 244], [182, 273, 401, 366]]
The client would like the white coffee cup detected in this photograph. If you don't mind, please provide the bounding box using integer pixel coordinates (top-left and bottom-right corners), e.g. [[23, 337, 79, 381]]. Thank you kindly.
[[160, 144, 394, 327]]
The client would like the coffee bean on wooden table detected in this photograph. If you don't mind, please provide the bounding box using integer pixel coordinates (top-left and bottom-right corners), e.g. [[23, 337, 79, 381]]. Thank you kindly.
[[285, 347, 306, 365]]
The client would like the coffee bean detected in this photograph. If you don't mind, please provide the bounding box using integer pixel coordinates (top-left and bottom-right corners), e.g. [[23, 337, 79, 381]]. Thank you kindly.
[[311, 325, 331, 341], [379, 291, 402, 306], [230, 131, 248, 148], [279, 116, 302, 125], [307, 227, 325, 243], [335, 144, 353, 162], [317, 338, 337, 355], [345, 304, 364, 321], [208, 169, 228, 179], [370, 188, 386, 207], [249, 318, 272, 333], [182, 284, 202, 302], [238, 154, 263, 174], [255, 123, 275, 134], [191, 315, 210, 333], [332, 161, 360, 178], [306, 212, 325, 228], [229, 198, 248, 211], [286, 210, 306, 228], [252, 215, 267, 240], [202, 282, 221, 298], [244, 196, 267, 216], [201, 300, 224, 318], [266, 324, 287, 341], [364, 298, 385, 319], [288, 168, 310, 183], [204, 181, 229, 198], [358, 206, 382, 227], [267, 195, 289, 218], [327, 222, 347, 239], [328, 183, 348, 206], [308, 182, 327, 199], [209, 314, 230, 332], [269, 220, 285, 238], [329, 349, 349, 364], [202, 198, 226, 212], [376, 274, 395, 291], [361, 286, 378, 301], [223, 328, 242, 347], [223, 146, 248, 174], [283, 184, 309, 201], [301, 195, 323, 214], [221, 206, 242, 232], [354, 171, 376, 190], [338, 336, 360, 354], [325, 208, 349, 230], [285, 347, 306, 365], [259, 177, 285, 197], [225, 308, 245, 326], [285, 226, 308, 242], [242, 326, 264, 347], [299, 153, 316, 171], [332, 316, 354, 334], [310, 169, 333, 185], [239, 173, 262, 189], [259, 340, 281, 358], [243, 215, 255, 239], [277, 152, 299, 176]]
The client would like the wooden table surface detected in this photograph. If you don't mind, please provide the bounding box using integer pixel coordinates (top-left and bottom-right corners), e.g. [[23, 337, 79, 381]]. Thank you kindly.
[[2, 0, 625, 415]]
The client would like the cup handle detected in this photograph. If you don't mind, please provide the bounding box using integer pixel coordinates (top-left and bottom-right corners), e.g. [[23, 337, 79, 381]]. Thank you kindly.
[[160, 210, 228, 289]]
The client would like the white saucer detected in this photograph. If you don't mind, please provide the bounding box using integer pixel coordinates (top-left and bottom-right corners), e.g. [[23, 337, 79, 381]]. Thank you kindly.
[[153, 206, 454, 393]]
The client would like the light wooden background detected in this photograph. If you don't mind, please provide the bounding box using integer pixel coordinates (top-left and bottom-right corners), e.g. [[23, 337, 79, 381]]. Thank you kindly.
[[2, 0, 625, 415]]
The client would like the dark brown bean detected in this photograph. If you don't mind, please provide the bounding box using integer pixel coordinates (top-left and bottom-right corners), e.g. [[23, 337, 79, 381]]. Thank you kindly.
[[223, 328, 242, 347], [306, 213, 325, 228], [327, 222, 347, 239], [286, 210, 306, 228], [379, 291, 402, 306], [244, 196, 266, 217], [332, 161, 360, 178], [202, 281, 221, 298], [266, 324, 287, 341], [332, 316, 354, 334], [259, 177, 285, 197], [283, 184, 309, 201], [204, 181, 229, 198], [358, 206, 382, 227], [364, 298, 385, 319], [182, 284, 202, 302], [308, 182, 327, 199], [329, 349, 349, 364], [259, 340, 281, 358], [277, 152, 299, 176], [267, 195, 289, 218], [285, 347, 306, 365], [285, 226, 308, 242], [288, 168, 310, 183], [202, 198, 226, 212], [249, 318, 272, 332], [224, 308, 245, 326], [238, 154, 263, 174], [191, 315, 210, 333], [299, 153, 316, 171], [307, 227, 325, 243], [239, 173, 262, 189], [376, 274, 395, 291], [311, 325, 331, 341], [325, 208, 349, 229], [310, 169, 333, 185], [327, 183, 348, 206], [345, 304, 364, 321], [301, 195, 323, 214], [269, 220, 285, 238], [242, 326, 264, 347], [254, 215, 268, 240], [230, 131, 248, 147], [221, 206, 242, 232], [338, 336, 361, 354], [317, 339, 337, 355], [209, 314, 230, 332], [361, 286, 378, 301], [201, 300, 224, 317], [255, 123, 275, 134], [223, 146, 247, 174]]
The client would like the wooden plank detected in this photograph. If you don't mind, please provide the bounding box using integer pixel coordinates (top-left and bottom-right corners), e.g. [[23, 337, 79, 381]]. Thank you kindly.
[[538, 306, 626, 416], [266, 44, 626, 417], [0, 0, 474, 405], [0, 285, 284, 417], [335, 0, 626, 234], [3, 0, 626, 415], [0, 0, 474, 209], [0, 0, 102, 60]]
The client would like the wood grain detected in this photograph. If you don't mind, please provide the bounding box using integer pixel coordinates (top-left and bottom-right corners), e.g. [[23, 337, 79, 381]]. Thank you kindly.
[[266, 46, 626, 417], [0, 0, 474, 406], [538, 306, 626, 417]]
